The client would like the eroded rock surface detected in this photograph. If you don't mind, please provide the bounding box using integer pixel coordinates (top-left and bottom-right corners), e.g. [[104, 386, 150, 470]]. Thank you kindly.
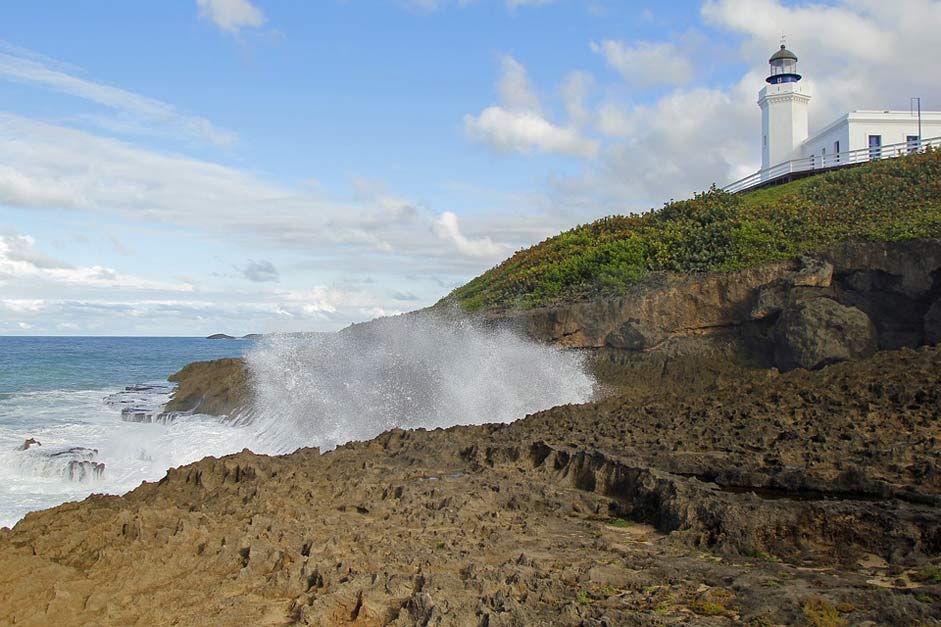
[[772, 297, 877, 370], [164, 357, 252, 420], [2, 346, 940, 626]]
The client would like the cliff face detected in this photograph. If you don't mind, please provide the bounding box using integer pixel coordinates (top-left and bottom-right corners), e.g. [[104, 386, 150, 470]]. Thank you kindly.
[[498, 239, 941, 350], [482, 238, 941, 396]]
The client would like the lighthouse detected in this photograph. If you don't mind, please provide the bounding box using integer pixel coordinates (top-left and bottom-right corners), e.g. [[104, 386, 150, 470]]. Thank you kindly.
[[725, 44, 941, 193], [758, 44, 811, 171]]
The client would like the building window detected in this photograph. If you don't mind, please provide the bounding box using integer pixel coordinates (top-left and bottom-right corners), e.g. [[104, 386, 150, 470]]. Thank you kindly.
[[763, 135, 767, 147], [834, 141, 840, 163], [907, 135, 921, 153], [869, 135, 882, 159]]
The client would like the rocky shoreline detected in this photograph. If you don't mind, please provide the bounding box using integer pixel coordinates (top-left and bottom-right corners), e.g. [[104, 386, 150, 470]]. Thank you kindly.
[[2, 240, 941, 625], [2, 345, 940, 625]]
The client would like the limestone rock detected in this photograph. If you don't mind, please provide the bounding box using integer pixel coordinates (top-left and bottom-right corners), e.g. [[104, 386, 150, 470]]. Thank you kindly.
[[773, 298, 877, 371], [750, 256, 833, 321], [604, 320, 664, 350], [925, 298, 941, 345], [791, 255, 833, 287]]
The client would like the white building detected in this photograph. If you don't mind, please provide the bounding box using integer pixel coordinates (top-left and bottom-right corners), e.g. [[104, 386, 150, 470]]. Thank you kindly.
[[728, 44, 941, 191]]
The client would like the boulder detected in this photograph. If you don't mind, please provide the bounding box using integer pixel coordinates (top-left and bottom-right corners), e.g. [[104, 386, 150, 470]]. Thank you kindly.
[[773, 298, 877, 371], [925, 298, 941, 345], [17, 438, 41, 451], [750, 256, 834, 321], [604, 320, 665, 351]]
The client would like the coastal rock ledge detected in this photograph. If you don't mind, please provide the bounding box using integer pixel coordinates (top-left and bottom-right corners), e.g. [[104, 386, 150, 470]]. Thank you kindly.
[[1, 345, 941, 625]]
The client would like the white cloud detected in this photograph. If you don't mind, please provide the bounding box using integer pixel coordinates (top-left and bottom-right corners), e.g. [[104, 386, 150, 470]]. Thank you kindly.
[[464, 55, 599, 158], [560, 71, 594, 128], [0, 229, 193, 292], [196, 0, 266, 34], [432, 211, 508, 259], [465, 107, 599, 158], [0, 113, 523, 270], [590, 40, 694, 87], [498, 55, 542, 113], [0, 299, 45, 313], [0, 45, 237, 148]]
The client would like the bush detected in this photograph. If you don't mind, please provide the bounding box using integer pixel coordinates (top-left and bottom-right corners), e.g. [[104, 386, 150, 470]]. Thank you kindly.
[[445, 149, 941, 312]]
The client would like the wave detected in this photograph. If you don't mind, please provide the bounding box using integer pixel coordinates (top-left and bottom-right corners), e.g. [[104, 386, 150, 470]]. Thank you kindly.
[[246, 315, 596, 453]]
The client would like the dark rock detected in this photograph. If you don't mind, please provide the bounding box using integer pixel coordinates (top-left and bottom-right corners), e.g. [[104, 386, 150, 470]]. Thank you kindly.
[[604, 320, 664, 350], [925, 298, 941, 345], [773, 298, 877, 371]]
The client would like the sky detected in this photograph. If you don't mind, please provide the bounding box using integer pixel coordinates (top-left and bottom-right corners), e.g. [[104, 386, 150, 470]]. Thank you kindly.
[[1, 0, 939, 336]]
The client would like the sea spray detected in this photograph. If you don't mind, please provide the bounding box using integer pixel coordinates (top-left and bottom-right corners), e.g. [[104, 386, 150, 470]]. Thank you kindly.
[[246, 315, 596, 453]]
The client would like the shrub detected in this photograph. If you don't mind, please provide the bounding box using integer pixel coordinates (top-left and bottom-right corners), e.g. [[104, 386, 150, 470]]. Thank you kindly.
[[444, 150, 941, 312]]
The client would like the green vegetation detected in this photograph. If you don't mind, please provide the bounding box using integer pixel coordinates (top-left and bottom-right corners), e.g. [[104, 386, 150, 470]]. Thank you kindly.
[[606, 517, 635, 528], [445, 150, 941, 312], [690, 587, 735, 617], [801, 597, 847, 627], [912, 566, 941, 583]]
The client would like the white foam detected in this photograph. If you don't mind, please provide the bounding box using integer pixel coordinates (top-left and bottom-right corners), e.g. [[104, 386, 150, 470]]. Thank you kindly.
[[0, 387, 255, 529], [246, 316, 596, 453]]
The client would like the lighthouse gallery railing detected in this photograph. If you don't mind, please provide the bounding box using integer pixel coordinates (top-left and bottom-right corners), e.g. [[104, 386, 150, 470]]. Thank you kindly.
[[723, 135, 941, 194]]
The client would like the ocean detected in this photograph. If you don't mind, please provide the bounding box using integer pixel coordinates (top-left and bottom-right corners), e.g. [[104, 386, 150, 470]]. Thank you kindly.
[[0, 337, 255, 529], [0, 327, 596, 530]]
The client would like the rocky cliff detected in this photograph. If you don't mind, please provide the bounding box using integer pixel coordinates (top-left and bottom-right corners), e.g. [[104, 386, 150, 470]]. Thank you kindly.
[[484, 238, 941, 397]]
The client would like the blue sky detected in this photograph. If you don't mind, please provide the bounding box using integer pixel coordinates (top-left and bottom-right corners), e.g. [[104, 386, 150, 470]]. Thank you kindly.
[[1, 0, 938, 335]]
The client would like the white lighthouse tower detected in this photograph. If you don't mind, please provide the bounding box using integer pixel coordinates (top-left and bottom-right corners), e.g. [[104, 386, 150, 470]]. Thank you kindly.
[[758, 44, 811, 171]]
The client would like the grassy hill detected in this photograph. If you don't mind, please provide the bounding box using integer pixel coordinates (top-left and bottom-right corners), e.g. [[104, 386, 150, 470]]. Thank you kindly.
[[445, 149, 941, 312]]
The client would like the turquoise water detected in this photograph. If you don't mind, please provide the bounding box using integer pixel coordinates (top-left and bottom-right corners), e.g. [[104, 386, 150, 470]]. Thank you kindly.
[[0, 336, 252, 395], [0, 337, 255, 528]]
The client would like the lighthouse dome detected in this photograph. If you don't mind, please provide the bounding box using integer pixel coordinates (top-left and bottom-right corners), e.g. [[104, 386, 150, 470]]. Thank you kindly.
[[766, 44, 801, 84], [769, 45, 797, 63]]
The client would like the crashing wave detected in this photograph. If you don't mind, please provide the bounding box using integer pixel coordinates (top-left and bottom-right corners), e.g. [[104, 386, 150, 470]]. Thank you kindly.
[[11, 441, 105, 483], [246, 315, 596, 453]]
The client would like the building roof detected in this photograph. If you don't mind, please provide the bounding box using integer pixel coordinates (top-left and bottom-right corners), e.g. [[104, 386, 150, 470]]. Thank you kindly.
[[770, 45, 797, 63]]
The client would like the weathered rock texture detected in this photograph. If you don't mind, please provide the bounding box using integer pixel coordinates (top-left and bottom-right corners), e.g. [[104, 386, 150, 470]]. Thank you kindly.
[[2, 346, 941, 626], [772, 297, 878, 370], [164, 357, 251, 420]]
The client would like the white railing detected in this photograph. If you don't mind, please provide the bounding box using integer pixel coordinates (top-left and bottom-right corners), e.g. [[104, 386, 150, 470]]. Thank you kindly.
[[724, 136, 941, 194]]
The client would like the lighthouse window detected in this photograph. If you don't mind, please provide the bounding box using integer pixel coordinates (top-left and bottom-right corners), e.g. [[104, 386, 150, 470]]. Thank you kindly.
[[868, 135, 882, 159], [907, 135, 920, 153], [833, 141, 840, 162]]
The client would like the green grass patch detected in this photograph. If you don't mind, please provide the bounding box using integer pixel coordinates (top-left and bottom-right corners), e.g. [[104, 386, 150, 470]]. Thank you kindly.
[[443, 149, 941, 312], [802, 597, 848, 627], [606, 517, 635, 528]]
